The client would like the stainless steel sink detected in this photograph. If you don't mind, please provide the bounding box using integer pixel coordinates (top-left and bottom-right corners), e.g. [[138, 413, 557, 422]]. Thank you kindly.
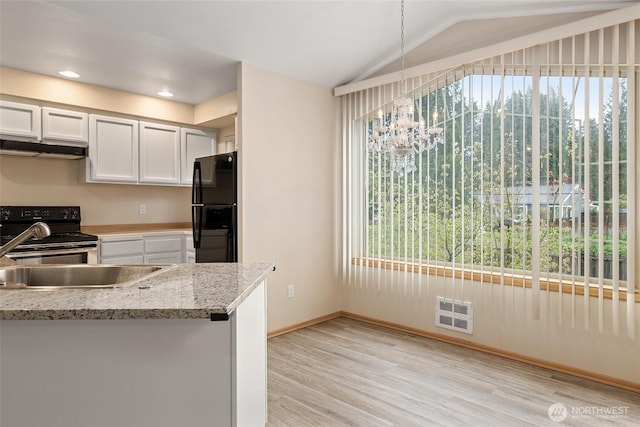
[[0, 264, 173, 290]]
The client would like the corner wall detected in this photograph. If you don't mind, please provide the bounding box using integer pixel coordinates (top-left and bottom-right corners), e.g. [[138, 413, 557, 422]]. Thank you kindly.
[[342, 268, 640, 386], [238, 63, 341, 332]]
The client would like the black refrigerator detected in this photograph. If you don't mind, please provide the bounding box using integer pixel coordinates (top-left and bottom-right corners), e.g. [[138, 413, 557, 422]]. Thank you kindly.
[[191, 151, 238, 263]]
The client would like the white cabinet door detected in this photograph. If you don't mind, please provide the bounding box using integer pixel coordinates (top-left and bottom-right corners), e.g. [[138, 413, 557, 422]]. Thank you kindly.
[[99, 237, 144, 264], [100, 233, 186, 265], [88, 115, 139, 183], [140, 121, 180, 185], [144, 234, 184, 264], [144, 252, 183, 264], [101, 255, 145, 265], [42, 107, 88, 145], [0, 101, 41, 141], [180, 128, 216, 185], [144, 234, 183, 253]]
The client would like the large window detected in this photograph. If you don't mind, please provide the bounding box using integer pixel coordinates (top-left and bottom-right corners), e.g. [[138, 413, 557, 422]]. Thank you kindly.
[[364, 71, 631, 286], [343, 20, 638, 337]]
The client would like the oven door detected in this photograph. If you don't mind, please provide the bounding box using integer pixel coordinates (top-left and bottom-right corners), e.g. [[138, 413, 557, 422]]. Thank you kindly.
[[6, 246, 98, 265]]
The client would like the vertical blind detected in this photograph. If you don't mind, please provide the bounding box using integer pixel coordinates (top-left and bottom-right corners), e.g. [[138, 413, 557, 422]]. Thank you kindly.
[[342, 20, 638, 338]]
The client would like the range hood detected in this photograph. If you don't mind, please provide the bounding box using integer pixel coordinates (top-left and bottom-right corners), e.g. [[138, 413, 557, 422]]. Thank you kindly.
[[0, 139, 87, 159]]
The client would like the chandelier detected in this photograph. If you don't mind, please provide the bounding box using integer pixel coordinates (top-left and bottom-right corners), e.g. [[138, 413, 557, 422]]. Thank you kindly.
[[368, 0, 443, 176]]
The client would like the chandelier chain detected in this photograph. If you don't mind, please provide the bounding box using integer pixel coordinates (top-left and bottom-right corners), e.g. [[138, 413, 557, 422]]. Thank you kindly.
[[400, 0, 405, 93], [367, 0, 444, 176]]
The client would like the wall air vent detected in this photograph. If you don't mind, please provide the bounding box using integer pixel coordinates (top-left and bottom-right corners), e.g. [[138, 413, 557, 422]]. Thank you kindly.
[[435, 297, 473, 334]]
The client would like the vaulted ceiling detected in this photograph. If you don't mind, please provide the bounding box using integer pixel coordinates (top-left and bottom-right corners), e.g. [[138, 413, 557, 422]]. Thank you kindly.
[[0, 1, 636, 104]]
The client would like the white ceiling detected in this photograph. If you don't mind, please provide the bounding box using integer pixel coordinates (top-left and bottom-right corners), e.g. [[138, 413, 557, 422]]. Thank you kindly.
[[0, 0, 636, 105]]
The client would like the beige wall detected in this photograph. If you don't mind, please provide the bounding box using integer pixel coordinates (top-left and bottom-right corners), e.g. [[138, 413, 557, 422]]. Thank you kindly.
[[217, 123, 236, 154], [238, 62, 341, 332], [194, 90, 237, 125], [0, 155, 190, 226], [0, 67, 237, 126], [342, 269, 640, 384], [0, 67, 194, 124]]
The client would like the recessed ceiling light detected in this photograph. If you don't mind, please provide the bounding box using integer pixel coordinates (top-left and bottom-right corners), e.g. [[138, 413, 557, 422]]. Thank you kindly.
[[59, 70, 80, 78], [157, 91, 174, 97]]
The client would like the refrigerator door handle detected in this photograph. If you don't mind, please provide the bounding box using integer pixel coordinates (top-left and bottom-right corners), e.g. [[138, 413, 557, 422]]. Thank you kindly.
[[192, 206, 202, 249], [192, 161, 203, 205], [227, 230, 234, 262]]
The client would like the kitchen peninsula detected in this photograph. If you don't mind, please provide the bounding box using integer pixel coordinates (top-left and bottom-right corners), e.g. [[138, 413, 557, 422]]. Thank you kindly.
[[0, 262, 273, 427]]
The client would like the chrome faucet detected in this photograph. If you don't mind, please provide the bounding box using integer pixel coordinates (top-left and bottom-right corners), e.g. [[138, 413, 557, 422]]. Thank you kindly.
[[0, 222, 51, 261]]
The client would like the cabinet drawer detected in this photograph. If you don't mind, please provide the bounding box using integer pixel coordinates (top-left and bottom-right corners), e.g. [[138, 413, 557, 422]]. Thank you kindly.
[[144, 236, 183, 253], [101, 255, 145, 265], [42, 107, 89, 144], [100, 239, 144, 257], [144, 252, 183, 264], [0, 101, 41, 141]]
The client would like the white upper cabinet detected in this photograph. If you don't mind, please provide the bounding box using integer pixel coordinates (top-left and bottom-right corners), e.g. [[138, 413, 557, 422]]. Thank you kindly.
[[42, 107, 89, 145], [87, 114, 139, 183], [0, 99, 223, 187], [139, 121, 180, 185], [180, 127, 217, 185], [0, 101, 41, 141]]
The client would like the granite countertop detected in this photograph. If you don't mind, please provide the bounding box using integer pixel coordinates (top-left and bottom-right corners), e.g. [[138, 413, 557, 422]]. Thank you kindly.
[[0, 263, 274, 321], [81, 223, 191, 236]]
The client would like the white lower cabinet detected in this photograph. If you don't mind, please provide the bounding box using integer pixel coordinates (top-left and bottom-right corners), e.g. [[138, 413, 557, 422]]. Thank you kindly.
[[99, 237, 144, 264], [143, 234, 184, 263], [99, 232, 188, 264], [144, 253, 183, 264], [101, 254, 145, 264]]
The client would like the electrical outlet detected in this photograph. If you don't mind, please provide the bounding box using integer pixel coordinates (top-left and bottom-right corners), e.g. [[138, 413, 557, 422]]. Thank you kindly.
[[139, 204, 146, 215], [287, 284, 295, 298]]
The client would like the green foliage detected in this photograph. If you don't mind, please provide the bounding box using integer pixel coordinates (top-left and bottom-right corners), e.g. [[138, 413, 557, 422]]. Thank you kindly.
[[365, 74, 629, 281]]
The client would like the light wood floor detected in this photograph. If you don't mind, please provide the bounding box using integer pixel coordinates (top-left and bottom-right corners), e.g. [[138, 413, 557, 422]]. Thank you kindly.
[[266, 317, 639, 426]]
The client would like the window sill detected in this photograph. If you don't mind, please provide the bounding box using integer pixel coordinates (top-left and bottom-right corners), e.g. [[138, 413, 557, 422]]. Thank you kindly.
[[352, 257, 640, 303]]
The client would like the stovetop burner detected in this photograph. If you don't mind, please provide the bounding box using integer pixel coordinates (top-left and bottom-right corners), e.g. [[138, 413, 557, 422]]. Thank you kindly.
[[0, 232, 98, 246], [0, 206, 97, 248]]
